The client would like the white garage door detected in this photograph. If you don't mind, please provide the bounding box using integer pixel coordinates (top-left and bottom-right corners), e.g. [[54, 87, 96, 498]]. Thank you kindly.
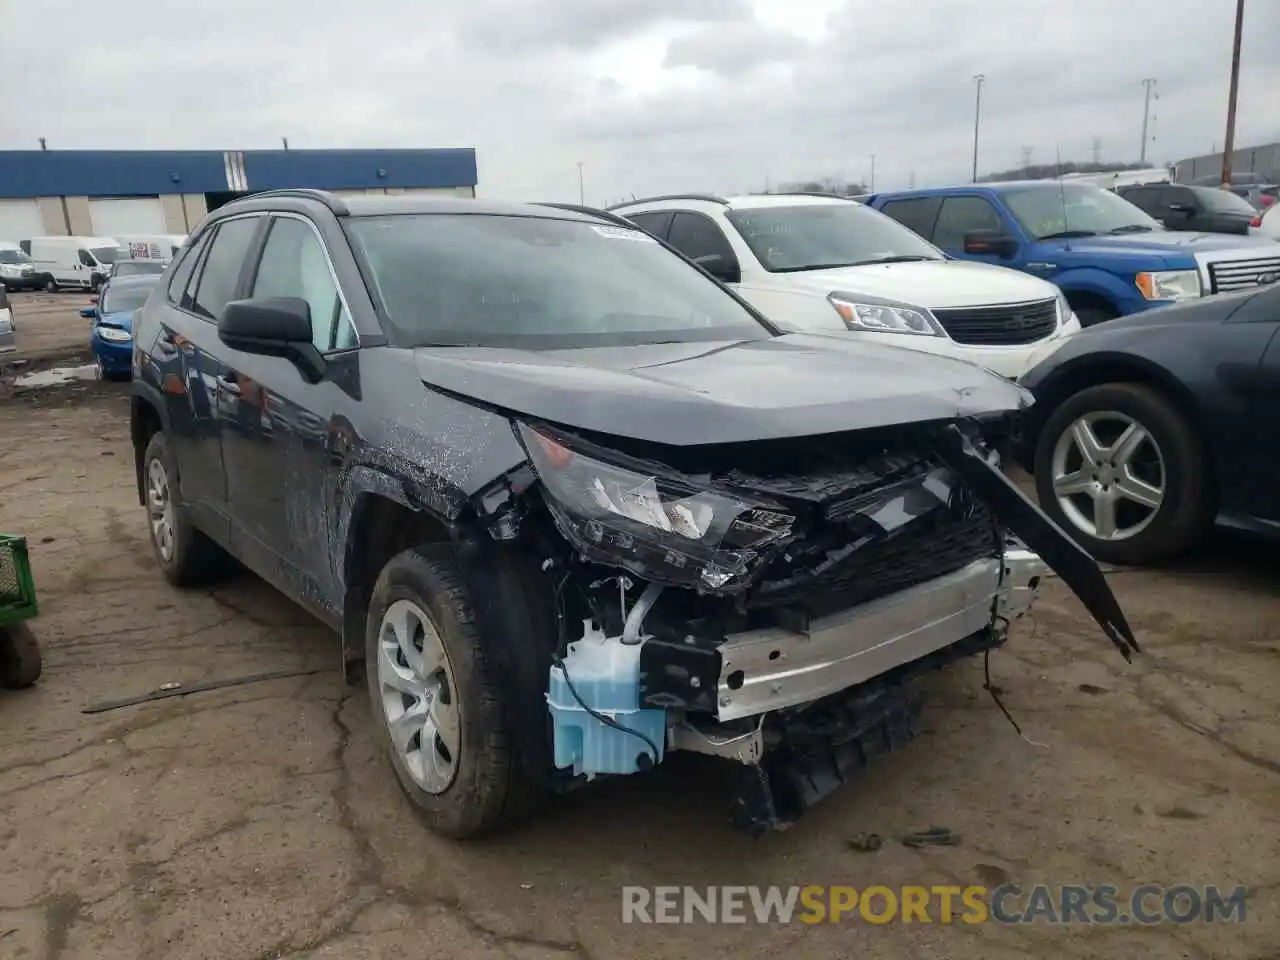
[[0, 200, 45, 242], [89, 197, 166, 236]]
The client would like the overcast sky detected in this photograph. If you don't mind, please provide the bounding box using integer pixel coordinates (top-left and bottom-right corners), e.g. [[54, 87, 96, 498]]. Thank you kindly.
[[1, 0, 1277, 203]]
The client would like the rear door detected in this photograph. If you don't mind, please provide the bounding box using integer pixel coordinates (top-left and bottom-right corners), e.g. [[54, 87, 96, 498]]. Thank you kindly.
[[146, 215, 265, 534], [876, 196, 943, 242], [623, 210, 674, 240]]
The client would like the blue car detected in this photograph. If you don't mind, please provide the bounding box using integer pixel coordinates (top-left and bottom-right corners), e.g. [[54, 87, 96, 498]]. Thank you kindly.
[[82, 275, 160, 380], [869, 180, 1280, 326]]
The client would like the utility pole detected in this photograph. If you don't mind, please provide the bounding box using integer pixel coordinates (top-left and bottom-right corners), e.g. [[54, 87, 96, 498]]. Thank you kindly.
[[971, 74, 985, 183], [282, 137, 290, 151], [576, 161, 585, 205], [1220, 0, 1246, 186], [869, 154, 876, 192], [1091, 137, 1102, 165], [38, 137, 48, 151], [1020, 146, 1033, 171], [1139, 78, 1157, 164], [909, 170, 916, 189]]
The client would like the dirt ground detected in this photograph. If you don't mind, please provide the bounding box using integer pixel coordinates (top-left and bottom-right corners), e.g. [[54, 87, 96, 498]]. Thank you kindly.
[[0, 307, 1277, 959], [3, 292, 98, 369]]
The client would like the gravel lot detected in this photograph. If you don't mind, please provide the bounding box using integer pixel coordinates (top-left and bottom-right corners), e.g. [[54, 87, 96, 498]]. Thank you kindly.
[[1, 299, 1277, 959]]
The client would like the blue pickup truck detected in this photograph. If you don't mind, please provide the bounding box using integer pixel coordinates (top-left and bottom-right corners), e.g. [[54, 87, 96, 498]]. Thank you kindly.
[[868, 180, 1280, 325]]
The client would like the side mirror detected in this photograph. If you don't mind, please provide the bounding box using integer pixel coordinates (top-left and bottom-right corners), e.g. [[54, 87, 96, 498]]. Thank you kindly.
[[218, 297, 324, 381], [692, 253, 741, 284], [962, 229, 1018, 258], [79, 307, 97, 319]]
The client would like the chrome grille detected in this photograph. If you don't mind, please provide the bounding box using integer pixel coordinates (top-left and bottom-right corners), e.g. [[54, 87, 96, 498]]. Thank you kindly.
[[1208, 255, 1280, 293], [931, 298, 1057, 345]]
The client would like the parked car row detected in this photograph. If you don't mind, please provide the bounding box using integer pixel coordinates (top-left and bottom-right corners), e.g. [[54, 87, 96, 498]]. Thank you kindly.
[[0, 233, 185, 292], [866, 180, 1279, 325]]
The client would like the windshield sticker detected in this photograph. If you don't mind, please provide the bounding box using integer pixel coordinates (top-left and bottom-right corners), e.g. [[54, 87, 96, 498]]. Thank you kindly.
[[592, 225, 656, 242]]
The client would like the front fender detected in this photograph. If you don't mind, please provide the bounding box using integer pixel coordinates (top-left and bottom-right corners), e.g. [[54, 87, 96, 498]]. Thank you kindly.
[[1050, 267, 1144, 314]]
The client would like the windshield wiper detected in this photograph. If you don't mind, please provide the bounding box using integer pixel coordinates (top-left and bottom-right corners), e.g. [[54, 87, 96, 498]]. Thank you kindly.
[[770, 262, 863, 273], [849, 255, 939, 265], [1038, 230, 1098, 240], [1108, 224, 1157, 234]]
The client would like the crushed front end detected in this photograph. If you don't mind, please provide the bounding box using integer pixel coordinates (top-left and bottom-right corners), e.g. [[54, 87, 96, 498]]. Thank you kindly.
[[474, 417, 1137, 836]]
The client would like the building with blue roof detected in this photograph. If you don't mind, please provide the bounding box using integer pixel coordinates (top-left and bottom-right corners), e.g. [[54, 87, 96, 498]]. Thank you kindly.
[[0, 147, 478, 241]]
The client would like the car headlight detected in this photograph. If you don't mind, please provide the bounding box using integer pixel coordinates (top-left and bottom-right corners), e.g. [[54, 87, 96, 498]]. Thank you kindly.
[[518, 423, 794, 592], [827, 293, 944, 337], [97, 326, 131, 342], [1054, 288, 1076, 328], [0, 266, 18, 276], [1134, 269, 1202, 301]]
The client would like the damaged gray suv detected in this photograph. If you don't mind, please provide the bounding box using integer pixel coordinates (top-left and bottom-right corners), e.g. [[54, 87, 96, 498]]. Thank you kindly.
[[129, 190, 1137, 838]]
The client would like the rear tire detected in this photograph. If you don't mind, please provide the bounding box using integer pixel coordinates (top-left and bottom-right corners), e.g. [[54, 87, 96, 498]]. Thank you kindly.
[[141, 431, 231, 586], [0, 622, 42, 689], [1033, 382, 1212, 565], [365, 544, 541, 839]]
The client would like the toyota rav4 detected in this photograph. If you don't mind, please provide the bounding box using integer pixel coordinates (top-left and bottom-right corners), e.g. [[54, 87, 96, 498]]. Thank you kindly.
[[130, 190, 1136, 838]]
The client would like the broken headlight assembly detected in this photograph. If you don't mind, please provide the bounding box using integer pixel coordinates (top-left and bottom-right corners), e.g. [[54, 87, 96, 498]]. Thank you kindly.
[[518, 423, 794, 592]]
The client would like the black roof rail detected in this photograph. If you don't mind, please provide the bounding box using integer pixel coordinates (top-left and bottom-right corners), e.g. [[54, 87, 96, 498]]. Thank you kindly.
[[605, 193, 729, 210], [536, 202, 638, 228], [233, 188, 349, 215]]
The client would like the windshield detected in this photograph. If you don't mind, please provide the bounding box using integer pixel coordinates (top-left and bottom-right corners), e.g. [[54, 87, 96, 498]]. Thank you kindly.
[[1004, 183, 1163, 239], [0, 249, 32, 264], [92, 246, 120, 264], [112, 260, 166, 277], [724, 203, 943, 272], [1193, 187, 1259, 215], [344, 214, 771, 349], [101, 282, 155, 314]]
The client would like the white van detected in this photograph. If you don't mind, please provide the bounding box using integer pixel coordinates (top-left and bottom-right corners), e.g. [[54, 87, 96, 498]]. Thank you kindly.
[[114, 234, 187, 263], [23, 236, 121, 292], [0, 241, 41, 291]]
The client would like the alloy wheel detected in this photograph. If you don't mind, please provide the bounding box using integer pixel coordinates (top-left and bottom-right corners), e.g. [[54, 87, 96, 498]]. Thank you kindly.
[[376, 599, 461, 794], [1050, 411, 1166, 542], [146, 457, 176, 562]]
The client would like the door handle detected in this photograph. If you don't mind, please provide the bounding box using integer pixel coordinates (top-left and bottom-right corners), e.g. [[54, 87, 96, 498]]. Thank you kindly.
[[216, 375, 241, 396]]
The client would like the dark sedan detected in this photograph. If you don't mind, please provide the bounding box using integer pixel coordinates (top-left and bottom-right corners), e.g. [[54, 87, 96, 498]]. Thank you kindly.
[[1016, 281, 1280, 564]]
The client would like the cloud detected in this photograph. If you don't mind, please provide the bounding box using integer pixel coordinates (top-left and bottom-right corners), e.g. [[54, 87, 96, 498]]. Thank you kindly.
[[663, 22, 810, 76], [454, 0, 752, 52], [0, 0, 1276, 205]]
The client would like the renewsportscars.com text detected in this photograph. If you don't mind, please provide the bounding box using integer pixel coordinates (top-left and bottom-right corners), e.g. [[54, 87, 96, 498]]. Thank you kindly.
[[621, 884, 1247, 925]]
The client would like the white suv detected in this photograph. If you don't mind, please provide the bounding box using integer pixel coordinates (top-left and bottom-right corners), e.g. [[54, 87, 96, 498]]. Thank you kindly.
[[610, 193, 1081, 378]]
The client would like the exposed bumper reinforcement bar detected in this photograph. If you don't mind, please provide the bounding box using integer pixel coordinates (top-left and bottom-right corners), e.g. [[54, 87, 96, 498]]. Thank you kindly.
[[714, 548, 1046, 722]]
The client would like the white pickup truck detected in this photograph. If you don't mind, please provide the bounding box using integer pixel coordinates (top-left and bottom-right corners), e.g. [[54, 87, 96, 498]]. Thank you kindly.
[[610, 193, 1080, 379]]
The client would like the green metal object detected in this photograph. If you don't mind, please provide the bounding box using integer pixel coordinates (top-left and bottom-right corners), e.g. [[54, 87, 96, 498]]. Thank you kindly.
[[0, 534, 38, 627]]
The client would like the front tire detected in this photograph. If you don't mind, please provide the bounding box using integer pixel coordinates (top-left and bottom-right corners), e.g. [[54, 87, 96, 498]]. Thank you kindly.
[[141, 432, 230, 585], [1033, 382, 1212, 565], [365, 544, 539, 839], [1074, 305, 1118, 327], [0, 622, 42, 689], [43, 277, 57, 293]]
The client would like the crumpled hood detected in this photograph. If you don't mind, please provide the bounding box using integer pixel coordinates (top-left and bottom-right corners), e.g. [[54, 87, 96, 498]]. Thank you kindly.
[[773, 258, 1057, 309], [414, 333, 1031, 446]]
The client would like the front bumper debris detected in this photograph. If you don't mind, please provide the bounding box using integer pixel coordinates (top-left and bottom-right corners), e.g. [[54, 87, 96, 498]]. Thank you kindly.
[[713, 548, 1044, 721]]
